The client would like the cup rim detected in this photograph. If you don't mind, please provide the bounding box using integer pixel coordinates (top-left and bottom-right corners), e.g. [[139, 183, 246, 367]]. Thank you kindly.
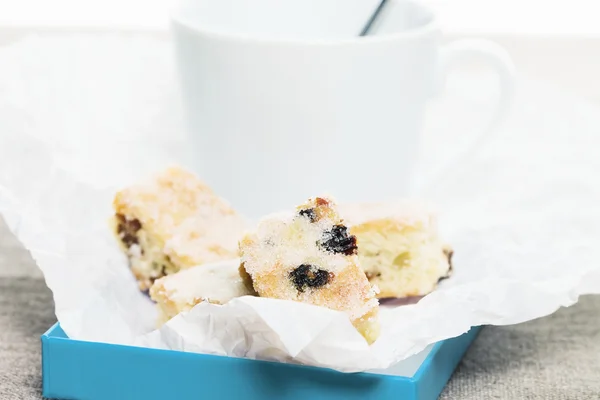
[[170, 0, 438, 46]]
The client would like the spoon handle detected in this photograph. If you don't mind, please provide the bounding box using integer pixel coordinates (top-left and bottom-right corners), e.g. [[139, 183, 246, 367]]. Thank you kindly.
[[359, 0, 389, 36]]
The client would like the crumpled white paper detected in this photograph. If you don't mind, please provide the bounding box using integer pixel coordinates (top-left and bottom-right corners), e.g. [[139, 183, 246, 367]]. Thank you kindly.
[[1, 34, 599, 373]]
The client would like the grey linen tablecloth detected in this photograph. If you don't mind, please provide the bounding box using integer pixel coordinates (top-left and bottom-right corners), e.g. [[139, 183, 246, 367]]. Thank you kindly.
[[0, 219, 599, 400]]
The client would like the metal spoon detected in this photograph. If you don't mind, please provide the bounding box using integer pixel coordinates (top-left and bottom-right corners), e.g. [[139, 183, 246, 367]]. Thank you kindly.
[[359, 0, 389, 36]]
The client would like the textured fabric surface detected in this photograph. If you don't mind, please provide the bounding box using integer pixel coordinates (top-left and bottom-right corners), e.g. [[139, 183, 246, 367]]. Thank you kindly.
[[0, 219, 599, 399]]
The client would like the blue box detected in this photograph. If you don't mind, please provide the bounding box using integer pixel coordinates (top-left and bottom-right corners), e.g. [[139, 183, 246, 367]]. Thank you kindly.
[[42, 323, 480, 400]]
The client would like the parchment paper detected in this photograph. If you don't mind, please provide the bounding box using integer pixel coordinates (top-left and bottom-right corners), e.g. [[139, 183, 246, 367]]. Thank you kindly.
[[0, 35, 598, 372]]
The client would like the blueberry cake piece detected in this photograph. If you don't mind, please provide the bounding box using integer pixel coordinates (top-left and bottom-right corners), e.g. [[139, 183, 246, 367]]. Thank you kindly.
[[150, 258, 256, 324], [339, 202, 452, 299], [240, 196, 380, 344], [112, 166, 247, 290]]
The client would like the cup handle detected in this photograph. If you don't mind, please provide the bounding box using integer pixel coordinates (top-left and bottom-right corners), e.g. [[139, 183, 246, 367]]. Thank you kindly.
[[420, 39, 516, 196]]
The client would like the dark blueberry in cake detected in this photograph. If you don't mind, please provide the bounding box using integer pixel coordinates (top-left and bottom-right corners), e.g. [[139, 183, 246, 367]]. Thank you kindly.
[[318, 225, 357, 256], [298, 208, 317, 223], [290, 264, 331, 292], [116, 214, 142, 248]]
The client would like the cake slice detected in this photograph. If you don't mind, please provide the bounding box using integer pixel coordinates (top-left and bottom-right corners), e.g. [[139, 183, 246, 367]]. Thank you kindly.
[[339, 202, 452, 299], [150, 258, 256, 324], [112, 166, 247, 290], [240, 196, 380, 344]]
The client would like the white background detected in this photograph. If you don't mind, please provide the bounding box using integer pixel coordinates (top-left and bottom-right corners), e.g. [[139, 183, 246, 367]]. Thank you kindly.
[[0, 0, 598, 35]]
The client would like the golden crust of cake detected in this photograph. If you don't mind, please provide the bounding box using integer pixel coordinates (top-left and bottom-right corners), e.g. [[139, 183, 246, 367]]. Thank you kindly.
[[340, 202, 451, 299], [240, 196, 380, 343], [339, 201, 438, 230], [112, 166, 247, 290], [150, 258, 256, 323]]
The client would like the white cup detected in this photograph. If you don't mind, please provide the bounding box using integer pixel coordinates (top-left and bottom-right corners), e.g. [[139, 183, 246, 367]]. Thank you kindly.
[[171, 0, 515, 218]]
